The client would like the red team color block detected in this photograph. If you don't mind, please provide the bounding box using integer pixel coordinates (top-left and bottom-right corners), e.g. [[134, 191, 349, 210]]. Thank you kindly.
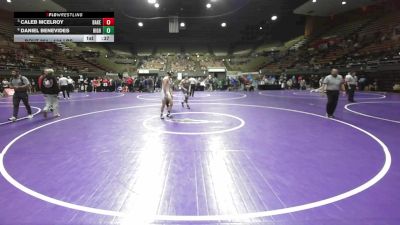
[[102, 18, 114, 26]]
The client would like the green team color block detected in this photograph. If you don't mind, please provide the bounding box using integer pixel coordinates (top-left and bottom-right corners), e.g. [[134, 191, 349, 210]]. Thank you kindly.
[[103, 26, 115, 34]]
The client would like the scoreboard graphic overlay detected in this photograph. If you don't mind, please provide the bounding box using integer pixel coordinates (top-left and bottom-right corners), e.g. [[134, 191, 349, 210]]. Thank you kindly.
[[14, 12, 114, 43]]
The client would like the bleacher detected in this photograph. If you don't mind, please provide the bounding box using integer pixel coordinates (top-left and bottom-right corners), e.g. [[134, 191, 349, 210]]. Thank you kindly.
[[140, 56, 167, 70], [199, 56, 225, 70], [54, 53, 104, 73], [0, 22, 13, 38], [358, 12, 400, 54], [322, 18, 371, 38], [259, 7, 400, 75], [358, 12, 400, 39]]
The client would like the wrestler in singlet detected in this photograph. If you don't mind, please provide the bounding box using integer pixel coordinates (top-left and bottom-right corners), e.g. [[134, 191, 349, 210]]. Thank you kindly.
[[160, 72, 174, 119], [179, 76, 191, 109]]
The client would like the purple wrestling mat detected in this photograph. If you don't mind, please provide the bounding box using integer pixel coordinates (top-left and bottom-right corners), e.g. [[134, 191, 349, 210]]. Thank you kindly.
[[0, 90, 399, 225]]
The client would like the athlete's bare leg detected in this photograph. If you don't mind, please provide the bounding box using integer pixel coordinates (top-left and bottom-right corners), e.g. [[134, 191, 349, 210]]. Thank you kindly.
[[183, 94, 190, 109], [166, 96, 173, 117], [160, 99, 166, 119]]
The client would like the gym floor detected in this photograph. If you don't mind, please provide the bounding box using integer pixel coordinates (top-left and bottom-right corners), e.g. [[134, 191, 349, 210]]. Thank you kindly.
[[0, 90, 399, 225]]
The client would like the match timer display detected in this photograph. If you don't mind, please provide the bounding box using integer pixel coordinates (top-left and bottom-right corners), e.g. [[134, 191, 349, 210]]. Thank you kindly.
[[13, 12, 115, 43]]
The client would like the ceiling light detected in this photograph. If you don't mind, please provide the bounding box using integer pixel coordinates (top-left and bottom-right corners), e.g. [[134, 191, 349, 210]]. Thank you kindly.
[[312, 0, 317, 2], [147, 0, 156, 4], [271, 15, 278, 21], [206, 3, 212, 8], [180, 22, 186, 27], [221, 22, 226, 27], [154, 2, 159, 8], [7, 0, 11, 3], [138, 22, 143, 27], [342, 1, 347, 5], [259, 26, 263, 30]]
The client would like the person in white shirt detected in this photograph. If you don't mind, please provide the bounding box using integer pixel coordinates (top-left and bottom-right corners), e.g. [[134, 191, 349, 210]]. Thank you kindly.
[[323, 68, 345, 118], [78, 75, 84, 91], [58, 75, 69, 99], [345, 71, 358, 102], [300, 79, 307, 90], [67, 76, 74, 95], [188, 77, 197, 97]]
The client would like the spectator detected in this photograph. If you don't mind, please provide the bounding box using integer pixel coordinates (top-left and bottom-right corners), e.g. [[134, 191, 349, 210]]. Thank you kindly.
[[393, 82, 400, 92], [300, 79, 307, 90]]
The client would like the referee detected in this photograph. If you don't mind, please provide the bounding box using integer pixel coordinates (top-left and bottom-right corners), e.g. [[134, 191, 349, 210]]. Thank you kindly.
[[323, 68, 345, 118], [189, 77, 197, 97], [8, 70, 33, 121], [345, 71, 358, 102]]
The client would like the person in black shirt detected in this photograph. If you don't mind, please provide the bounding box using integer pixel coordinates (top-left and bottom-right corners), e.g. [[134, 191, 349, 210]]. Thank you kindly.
[[40, 69, 61, 118]]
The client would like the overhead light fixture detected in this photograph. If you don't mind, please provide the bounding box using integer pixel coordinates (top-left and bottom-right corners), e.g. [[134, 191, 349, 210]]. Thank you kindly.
[[206, 3, 212, 8], [147, 0, 156, 4], [221, 22, 227, 27], [259, 26, 263, 30], [180, 22, 186, 27], [312, 0, 317, 2], [342, 1, 347, 4], [271, 15, 278, 21], [138, 22, 143, 27], [7, 0, 11, 3], [154, 2, 159, 8]]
